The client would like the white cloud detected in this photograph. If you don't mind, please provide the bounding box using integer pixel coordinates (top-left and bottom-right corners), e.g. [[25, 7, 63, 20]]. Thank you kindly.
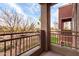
[[27, 3, 40, 15], [8, 3, 40, 21], [7, 3, 28, 19]]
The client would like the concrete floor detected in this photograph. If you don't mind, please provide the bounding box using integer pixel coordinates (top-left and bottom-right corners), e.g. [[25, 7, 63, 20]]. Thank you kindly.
[[20, 46, 62, 56], [40, 51, 62, 56]]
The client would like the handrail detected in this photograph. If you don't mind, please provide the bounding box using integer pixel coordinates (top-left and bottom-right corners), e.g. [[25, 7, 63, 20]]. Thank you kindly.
[[51, 30, 79, 33], [51, 32, 79, 37], [0, 31, 40, 36], [0, 34, 40, 42]]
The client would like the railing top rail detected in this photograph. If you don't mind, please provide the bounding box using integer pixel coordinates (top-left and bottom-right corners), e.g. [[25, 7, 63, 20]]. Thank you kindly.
[[0, 34, 40, 42], [51, 31, 79, 33], [51, 33, 79, 37], [0, 31, 40, 36], [51, 31, 79, 37]]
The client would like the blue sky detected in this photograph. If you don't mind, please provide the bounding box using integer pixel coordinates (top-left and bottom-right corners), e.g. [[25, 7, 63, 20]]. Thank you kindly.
[[0, 3, 41, 27], [0, 3, 69, 27], [51, 3, 69, 27]]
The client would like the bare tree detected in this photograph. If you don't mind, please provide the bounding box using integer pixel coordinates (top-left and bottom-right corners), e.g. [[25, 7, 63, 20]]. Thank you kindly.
[[28, 22, 36, 31], [21, 18, 29, 32], [21, 17, 37, 32], [28, 17, 40, 32], [0, 8, 23, 33], [53, 21, 58, 30], [0, 8, 41, 33]]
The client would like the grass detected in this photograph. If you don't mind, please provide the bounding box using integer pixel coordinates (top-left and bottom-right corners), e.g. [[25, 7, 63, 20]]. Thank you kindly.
[[51, 35, 58, 44], [51, 35, 72, 47]]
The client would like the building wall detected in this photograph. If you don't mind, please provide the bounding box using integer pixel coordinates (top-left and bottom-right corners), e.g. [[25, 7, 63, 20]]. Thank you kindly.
[[59, 4, 73, 30], [59, 4, 73, 19], [72, 4, 79, 48], [59, 4, 74, 47], [60, 3, 79, 48]]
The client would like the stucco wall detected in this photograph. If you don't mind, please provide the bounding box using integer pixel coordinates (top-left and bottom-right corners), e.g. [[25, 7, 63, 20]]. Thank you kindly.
[[59, 4, 73, 19], [59, 4, 73, 29], [72, 4, 79, 48]]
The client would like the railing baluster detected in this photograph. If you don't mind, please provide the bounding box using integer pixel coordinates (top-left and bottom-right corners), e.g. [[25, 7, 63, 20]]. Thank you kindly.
[[65, 37, 68, 47], [65, 35, 66, 47], [57, 34, 58, 44], [29, 37, 30, 49], [4, 41, 6, 56], [38, 34, 40, 45], [54, 34, 55, 44], [31, 36, 33, 47], [25, 38, 27, 51], [10, 34, 12, 56], [26, 38, 28, 50], [53, 33, 54, 44], [10, 40, 12, 56], [37, 36, 39, 46], [30, 36, 32, 48], [59, 34, 60, 45], [15, 39, 17, 56], [71, 36, 73, 48], [68, 36, 69, 47], [62, 34, 64, 46], [55, 34, 56, 44], [23, 38, 25, 52], [19, 38, 21, 54]]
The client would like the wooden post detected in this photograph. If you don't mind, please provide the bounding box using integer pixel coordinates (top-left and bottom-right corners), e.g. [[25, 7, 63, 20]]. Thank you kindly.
[[40, 3, 51, 51]]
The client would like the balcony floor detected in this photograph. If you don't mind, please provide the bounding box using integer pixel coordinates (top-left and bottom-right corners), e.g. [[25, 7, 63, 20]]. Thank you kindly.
[[40, 51, 62, 56]]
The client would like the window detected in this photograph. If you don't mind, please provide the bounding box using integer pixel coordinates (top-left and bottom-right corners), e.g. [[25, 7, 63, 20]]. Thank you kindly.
[[63, 21, 71, 30]]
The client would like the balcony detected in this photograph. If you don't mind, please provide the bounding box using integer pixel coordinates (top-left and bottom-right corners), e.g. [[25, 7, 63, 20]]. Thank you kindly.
[[0, 3, 79, 56], [0, 30, 79, 56]]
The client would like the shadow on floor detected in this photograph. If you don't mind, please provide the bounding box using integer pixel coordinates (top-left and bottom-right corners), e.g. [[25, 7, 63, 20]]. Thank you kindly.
[[40, 51, 62, 56]]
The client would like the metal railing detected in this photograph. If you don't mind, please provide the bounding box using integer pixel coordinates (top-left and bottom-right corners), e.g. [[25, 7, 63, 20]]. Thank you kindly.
[[0, 32, 40, 56], [51, 31, 79, 49]]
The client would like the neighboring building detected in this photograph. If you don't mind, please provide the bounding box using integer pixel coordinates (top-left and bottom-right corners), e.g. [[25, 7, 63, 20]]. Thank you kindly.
[[59, 4, 73, 31], [59, 4, 73, 46]]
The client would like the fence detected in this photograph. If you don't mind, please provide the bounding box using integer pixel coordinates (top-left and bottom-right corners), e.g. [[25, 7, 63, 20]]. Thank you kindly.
[[51, 31, 79, 49], [0, 32, 40, 56]]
